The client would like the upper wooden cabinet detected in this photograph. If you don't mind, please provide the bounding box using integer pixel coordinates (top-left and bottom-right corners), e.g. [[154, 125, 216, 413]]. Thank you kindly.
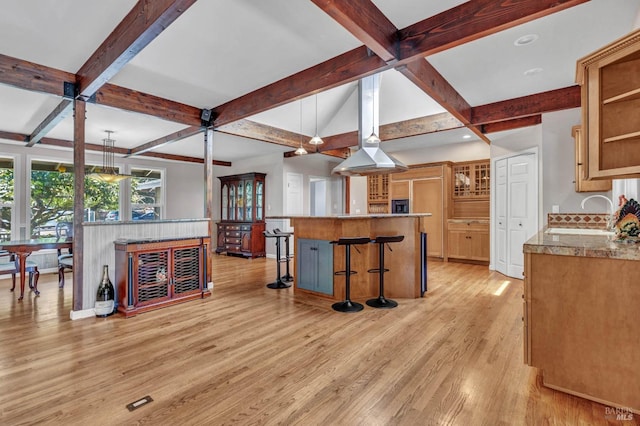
[[452, 160, 490, 199], [366, 174, 389, 214], [572, 125, 611, 192], [576, 29, 640, 179]]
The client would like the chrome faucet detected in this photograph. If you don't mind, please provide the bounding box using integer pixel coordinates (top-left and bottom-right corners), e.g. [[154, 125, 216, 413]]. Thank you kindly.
[[580, 194, 614, 213]]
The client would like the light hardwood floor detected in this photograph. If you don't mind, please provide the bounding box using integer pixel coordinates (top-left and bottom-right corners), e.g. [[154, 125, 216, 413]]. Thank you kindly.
[[0, 256, 636, 425]]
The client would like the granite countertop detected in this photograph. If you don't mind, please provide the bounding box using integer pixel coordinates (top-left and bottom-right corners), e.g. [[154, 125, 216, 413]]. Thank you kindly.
[[267, 213, 432, 219], [114, 235, 209, 244], [524, 228, 640, 261]]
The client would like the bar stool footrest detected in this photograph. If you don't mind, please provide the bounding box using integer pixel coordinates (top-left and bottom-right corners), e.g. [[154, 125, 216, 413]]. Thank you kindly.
[[367, 268, 390, 274], [334, 270, 357, 276]]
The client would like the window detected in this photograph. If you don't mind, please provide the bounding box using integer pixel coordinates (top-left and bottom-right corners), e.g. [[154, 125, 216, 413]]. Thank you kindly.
[[131, 168, 163, 221], [30, 160, 120, 237], [0, 157, 14, 242]]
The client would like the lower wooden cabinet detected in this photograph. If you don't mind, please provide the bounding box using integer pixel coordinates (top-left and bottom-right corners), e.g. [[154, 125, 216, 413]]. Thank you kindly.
[[295, 238, 333, 296], [447, 220, 489, 263], [114, 237, 211, 317], [216, 221, 265, 258]]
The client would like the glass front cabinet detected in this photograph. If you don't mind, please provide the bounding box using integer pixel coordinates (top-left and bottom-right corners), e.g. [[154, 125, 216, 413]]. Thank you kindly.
[[216, 172, 266, 258]]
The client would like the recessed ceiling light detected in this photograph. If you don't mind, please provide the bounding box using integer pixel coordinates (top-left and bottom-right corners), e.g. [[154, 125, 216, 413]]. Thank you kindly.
[[524, 67, 544, 76], [463, 134, 471, 139], [514, 34, 539, 46]]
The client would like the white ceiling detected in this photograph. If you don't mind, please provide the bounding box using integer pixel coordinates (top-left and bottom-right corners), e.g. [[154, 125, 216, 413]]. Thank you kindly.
[[0, 0, 639, 164]]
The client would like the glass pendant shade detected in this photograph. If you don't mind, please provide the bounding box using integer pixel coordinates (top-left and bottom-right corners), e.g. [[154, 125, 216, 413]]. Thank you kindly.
[[88, 130, 131, 182], [295, 145, 308, 155], [309, 134, 324, 145]]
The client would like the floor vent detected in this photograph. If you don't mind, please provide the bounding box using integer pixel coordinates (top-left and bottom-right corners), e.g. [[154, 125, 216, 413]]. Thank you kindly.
[[126, 395, 153, 412]]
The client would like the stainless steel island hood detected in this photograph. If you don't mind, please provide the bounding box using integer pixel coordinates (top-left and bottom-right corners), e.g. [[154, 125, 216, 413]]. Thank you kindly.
[[332, 73, 408, 176]]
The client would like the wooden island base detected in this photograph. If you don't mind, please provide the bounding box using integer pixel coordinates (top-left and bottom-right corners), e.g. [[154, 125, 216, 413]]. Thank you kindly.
[[285, 215, 431, 301]]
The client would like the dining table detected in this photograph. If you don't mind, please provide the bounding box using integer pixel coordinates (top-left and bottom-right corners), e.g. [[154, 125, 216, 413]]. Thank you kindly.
[[0, 237, 73, 300]]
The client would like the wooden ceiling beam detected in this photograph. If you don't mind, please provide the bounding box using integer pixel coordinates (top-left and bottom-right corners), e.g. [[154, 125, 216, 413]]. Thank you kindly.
[[482, 115, 542, 134], [25, 100, 73, 147], [472, 86, 581, 125], [26, 0, 197, 147], [128, 125, 203, 156], [398, 0, 590, 61], [318, 112, 464, 151], [0, 53, 75, 96], [75, 0, 197, 99], [312, 0, 488, 143], [213, 46, 388, 127], [396, 60, 490, 143], [310, 0, 398, 63], [216, 119, 317, 152], [0, 130, 230, 166], [213, 0, 586, 128], [98, 84, 203, 126]]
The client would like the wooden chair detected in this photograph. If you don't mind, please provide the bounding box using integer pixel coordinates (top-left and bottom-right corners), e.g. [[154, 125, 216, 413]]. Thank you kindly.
[[0, 250, 40, 293], [55, 222, 73, 288]]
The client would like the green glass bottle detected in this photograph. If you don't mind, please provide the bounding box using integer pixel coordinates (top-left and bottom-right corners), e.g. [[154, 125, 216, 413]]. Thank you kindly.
[[95, 265, 115, 317]]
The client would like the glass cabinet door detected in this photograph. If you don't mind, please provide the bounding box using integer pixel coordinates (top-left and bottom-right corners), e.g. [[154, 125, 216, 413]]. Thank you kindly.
[[236, 181, 244, 220], [221, 184, 228, 220], [245, 180, 253, 221], [256, 181, 263, 220], [229, 184, 236, 220]]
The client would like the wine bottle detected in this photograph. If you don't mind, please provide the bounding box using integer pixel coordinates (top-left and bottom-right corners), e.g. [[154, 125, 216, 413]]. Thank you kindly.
[[95, 264, 115, 317]]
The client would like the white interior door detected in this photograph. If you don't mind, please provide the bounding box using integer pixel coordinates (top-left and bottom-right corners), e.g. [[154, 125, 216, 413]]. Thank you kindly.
[[495, 159, 508, 275], [493, 152, 538, 279], [286, 173, 303, 215]]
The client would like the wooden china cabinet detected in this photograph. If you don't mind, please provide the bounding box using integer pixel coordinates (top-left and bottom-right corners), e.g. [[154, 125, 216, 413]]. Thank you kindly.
[[216, 172, 266, 258]]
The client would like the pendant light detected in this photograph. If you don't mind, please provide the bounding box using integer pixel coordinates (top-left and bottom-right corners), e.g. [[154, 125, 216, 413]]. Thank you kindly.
[[366, 86, 381, 144], [295, 100, 308, 155], [309, 94, 324, 145], [88, 130, 131, 183]]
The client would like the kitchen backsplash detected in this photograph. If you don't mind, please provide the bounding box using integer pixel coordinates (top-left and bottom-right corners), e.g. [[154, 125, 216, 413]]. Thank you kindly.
[[547, 213, 610, 229]]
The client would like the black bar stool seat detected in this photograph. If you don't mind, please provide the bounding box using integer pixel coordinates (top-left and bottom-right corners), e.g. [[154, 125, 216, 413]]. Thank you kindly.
[[366, 235, 404, 309], [331, 237, 371, 313], [264, 230, 291, 289]]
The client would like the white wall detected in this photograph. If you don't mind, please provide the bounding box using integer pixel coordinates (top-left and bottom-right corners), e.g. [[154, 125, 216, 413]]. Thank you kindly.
[[540, 108, 611, 216]]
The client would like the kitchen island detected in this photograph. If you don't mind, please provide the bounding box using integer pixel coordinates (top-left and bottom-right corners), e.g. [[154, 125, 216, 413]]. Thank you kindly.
[[523, 228, 640, 413], [270, 214, 431, 301]]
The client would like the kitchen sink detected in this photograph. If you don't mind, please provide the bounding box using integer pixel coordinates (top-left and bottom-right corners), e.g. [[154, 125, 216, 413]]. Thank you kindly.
[[545, 227, 615, 236]]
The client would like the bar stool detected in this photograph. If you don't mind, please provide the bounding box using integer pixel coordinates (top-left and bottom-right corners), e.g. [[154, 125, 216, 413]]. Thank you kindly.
[[366, 235, 404, 309], [263, 230, 291, 289], [273, 228, 293, 282], [331, 237, 371, 312]]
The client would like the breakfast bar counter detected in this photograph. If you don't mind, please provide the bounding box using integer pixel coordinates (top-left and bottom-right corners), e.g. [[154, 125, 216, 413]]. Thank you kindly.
[[269, 214, 431, 300]]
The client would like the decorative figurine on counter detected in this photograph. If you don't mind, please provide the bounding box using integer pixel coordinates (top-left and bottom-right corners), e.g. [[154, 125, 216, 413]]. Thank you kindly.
[[613, 195, 640, 241]]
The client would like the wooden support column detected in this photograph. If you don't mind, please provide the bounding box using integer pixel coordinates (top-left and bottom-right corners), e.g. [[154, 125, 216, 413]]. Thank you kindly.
[[72, 99, 85, 312], [204, 127, 214, 288]]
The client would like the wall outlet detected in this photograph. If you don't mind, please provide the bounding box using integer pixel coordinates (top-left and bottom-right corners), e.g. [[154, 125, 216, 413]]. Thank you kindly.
[[552, 205, 559, 213]]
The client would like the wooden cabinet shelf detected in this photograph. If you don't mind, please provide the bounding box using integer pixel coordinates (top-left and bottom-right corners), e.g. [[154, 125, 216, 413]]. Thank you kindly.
[[367, 174, 389, 213], [217, 173, 266, 258], [114, 237, 211, 317], [577, 28, 640, 179], [452, 160, 490, 199]]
